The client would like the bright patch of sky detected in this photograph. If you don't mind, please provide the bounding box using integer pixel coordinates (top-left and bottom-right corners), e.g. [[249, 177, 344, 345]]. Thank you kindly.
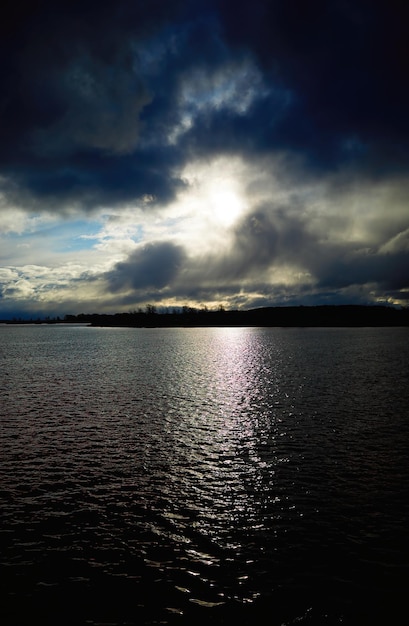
[[91, 215, 145, 259], [1, 217, 101, 261], [48, 220, 102, 253]]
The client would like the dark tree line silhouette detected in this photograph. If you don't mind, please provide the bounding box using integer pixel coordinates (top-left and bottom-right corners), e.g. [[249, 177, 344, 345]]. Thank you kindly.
[[60, 305, 409, 327]]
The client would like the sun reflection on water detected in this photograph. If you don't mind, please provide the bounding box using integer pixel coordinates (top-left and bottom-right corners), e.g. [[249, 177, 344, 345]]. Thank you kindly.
[[159, 327, 295, 557]]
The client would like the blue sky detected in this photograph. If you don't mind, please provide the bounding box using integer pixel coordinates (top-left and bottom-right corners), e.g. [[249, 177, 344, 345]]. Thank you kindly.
[[1, 0, 408, 317]]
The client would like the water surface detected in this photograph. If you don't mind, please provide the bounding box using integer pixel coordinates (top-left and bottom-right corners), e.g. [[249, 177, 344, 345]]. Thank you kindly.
[[1, 325, 409, 624]]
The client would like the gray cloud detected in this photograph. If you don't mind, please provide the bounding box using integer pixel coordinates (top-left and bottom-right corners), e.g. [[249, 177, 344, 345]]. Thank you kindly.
[[106, 242, 186, 292]]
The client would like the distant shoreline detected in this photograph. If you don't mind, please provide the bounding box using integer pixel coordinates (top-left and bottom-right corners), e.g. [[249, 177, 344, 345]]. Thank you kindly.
[[3, 305, 408, 327]]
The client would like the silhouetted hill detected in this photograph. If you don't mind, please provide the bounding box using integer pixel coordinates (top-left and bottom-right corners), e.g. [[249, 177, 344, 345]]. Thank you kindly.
[[245, 305, 409, 327]]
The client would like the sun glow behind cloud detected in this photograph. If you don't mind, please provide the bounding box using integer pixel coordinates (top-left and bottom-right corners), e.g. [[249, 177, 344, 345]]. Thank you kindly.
[[208, 186, 244, 227], [173, 156, 249, 243]]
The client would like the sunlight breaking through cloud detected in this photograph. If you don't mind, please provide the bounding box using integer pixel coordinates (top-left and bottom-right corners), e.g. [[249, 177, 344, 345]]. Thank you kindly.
[[0, 0, 408, 316]]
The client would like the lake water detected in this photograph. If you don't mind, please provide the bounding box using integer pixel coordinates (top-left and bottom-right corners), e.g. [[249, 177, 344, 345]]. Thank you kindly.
[[1, 325, 409, 625]]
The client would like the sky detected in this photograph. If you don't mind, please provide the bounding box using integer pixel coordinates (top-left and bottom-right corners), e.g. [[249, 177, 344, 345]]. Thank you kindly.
[[1, 0, 409, 318]]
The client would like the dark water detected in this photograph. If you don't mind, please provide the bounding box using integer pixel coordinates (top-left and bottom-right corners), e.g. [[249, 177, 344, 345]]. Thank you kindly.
[[1, 325, 409, 625]]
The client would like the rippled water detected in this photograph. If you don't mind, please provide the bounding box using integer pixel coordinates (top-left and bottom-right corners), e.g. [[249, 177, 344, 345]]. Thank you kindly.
[[1, 325, 409, 625]]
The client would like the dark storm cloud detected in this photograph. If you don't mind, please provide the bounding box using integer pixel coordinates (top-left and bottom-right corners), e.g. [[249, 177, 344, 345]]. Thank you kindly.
[[0, 0, 188, 207], [5, 149, 186, 210], [316, 248, 409, 292], [1, 0, 409, 212], [106, 241, 185, 292], [216, 0, 409, 172]]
